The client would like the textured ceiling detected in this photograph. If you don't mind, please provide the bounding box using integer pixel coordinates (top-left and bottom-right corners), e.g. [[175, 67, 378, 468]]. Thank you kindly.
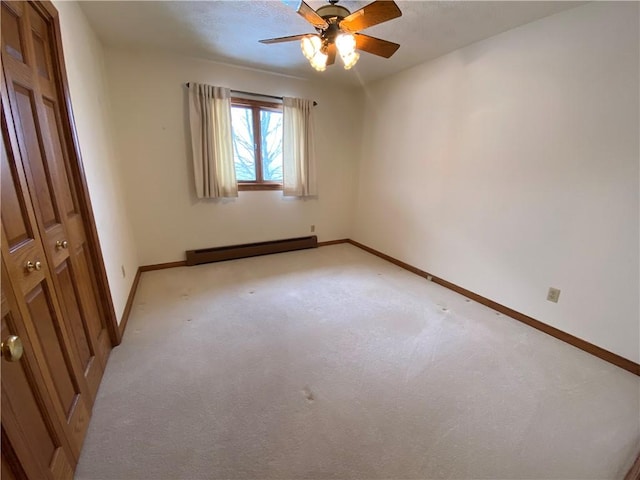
[[79, 0, 583, 86]]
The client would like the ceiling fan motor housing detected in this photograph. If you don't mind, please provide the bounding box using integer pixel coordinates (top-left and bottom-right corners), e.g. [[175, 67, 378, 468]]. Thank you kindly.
[[316, 4, 350, 24], [315, 3, 350, 48]]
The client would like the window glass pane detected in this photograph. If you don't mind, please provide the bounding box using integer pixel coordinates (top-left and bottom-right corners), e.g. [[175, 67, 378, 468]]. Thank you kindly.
[[231, 106, 256, 181], [260, 109, 283, 182]]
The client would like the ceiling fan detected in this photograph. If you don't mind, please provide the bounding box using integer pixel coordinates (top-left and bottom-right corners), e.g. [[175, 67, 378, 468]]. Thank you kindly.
[[259, 0, 402, 71]]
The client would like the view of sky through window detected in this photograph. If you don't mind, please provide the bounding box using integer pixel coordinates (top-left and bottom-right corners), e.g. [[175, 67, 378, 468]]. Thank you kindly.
[[231, 105, 283, 183]]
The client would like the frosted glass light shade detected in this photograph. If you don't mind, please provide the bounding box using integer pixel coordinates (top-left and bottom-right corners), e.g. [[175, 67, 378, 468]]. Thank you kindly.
[[301, 36, 321, 60], [301, 33, 357, 71], [310, 50, 328, 71], [341, 51, 359, 70], [336, 33, 359, 69], [335, 33, 356, 56]]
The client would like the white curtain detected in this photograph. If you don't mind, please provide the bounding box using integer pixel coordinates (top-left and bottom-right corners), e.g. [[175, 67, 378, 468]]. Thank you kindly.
[[282, 97, 317, 197], [188, 83, 237, 198]]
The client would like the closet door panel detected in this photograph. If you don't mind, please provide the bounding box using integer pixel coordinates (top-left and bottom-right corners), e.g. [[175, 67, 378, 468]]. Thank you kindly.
[[29, 14, 110, 368], [1, 316, 57, 478], [1, 2, 26, 64], [2, 2, 118, 477], [54, 258, 101, 393], [26, 2, 110, 377], [12, 83, 62, 235], [1, 267, 76, 480], [0, 132, 31, 249], [25, 282, 77, 416], [2, 0, 109, 407], [2, 49, 91, 463]]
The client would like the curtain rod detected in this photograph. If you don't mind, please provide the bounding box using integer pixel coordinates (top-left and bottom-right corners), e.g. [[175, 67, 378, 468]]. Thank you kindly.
[[185, 83, 317, 106]]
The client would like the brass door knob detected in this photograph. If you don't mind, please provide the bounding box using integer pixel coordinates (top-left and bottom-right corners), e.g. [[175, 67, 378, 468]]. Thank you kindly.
[[56, 240, 69, 250], [1, 335, 23, 362], [25, 261, 42, 272]]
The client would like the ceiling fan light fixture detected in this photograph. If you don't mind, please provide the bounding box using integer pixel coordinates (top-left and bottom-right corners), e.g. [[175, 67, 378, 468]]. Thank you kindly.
[[310, 50, 328, 71], [301, 35, 321, 60], [261, 0, 402, 72], [335, 32, 356, 56], [341, 50, 360, 70], [336, 32, 358, 69]]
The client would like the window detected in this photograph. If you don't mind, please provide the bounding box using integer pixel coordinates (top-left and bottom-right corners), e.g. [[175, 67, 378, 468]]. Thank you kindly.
[[231, 98, 283, 191]]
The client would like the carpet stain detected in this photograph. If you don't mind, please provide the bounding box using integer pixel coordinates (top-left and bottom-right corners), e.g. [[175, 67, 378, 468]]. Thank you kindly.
[[302, 386, 315, 402]]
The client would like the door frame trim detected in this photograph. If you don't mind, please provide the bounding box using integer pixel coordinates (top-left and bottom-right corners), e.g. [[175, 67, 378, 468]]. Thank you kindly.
[[29, 0, 121, 346]]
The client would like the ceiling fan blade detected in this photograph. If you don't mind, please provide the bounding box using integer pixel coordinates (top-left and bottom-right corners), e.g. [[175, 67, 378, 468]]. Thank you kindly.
[[340, 0, 402, 33], [326, 42, 336, 65], [259, 34, 311, 44], [354, 33, 400, 58], [286, 0, 328, 29]]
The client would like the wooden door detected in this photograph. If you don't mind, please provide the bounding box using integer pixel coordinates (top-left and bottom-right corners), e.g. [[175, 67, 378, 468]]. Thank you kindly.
[[1, 0, 111, 402], [1, 263, 76, 480], [1, 1, 121, 478], [1, 80, 90, 465]]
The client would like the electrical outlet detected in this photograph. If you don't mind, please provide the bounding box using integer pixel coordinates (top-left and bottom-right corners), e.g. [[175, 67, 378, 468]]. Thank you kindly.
[[121, 265, 126, 278], [547, 287, 560, 303], [310, 225, 315, 233]]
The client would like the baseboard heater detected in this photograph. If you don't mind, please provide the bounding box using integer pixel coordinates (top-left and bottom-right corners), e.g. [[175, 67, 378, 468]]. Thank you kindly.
[[185, 235, 318, 266]]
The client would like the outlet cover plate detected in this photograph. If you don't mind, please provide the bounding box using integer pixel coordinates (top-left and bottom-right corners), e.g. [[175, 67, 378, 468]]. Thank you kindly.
[[547, 287, 561, 303]]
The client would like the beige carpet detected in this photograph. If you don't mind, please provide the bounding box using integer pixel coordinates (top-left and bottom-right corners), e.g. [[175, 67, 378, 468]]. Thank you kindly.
[[75, 244, 639, 479]]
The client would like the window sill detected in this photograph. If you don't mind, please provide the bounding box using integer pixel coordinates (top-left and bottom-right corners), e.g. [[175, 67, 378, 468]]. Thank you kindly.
[[238, 183, 283, 192]]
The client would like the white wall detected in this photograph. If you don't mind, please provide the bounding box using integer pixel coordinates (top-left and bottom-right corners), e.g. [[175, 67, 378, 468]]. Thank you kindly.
[[353, 3, 640, 362], [55, 1, 139, 323], [104, 50, 362, 266]]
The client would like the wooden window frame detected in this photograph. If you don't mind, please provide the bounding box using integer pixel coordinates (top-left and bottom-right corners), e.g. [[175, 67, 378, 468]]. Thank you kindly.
[[231, 97, 283, 191]]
